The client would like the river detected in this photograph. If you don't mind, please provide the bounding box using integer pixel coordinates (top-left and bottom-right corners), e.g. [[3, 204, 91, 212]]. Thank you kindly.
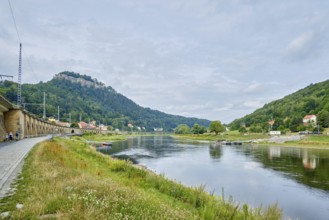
[[97, 135, 329, 220]]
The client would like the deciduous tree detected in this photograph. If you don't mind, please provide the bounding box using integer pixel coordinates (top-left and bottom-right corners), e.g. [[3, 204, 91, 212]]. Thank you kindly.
[[209, 121, 225, 135]]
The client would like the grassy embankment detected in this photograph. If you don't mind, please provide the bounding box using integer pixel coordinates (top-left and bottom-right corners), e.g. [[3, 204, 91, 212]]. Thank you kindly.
[[0, 136, 281, 219], [80, 132, 129, 142], [174, 131, 329, 147], [285, 135, 329, 147], [174, 131, 268, 142]]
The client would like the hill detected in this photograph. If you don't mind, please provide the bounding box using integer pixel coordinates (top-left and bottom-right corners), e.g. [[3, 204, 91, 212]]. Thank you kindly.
[[230, 80, 329, 132], [0, 71, 210, 131]]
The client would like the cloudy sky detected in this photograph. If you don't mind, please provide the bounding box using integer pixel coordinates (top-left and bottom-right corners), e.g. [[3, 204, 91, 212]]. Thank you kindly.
[[1, 0, 329, 123]]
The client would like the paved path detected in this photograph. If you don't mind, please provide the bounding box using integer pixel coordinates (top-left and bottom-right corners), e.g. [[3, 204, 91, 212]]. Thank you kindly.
[[0, 136, 50, 199]]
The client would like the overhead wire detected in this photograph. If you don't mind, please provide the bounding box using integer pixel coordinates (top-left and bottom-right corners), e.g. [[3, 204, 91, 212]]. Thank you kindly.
[[7, 0, 21, 43], [7, 0, 36, 77]]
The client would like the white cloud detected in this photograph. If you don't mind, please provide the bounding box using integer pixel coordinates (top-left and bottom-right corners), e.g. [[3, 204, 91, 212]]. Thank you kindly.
[[286, 32, 315, 58], [243, 99, 265, 109], [1, 0, 329, 123]]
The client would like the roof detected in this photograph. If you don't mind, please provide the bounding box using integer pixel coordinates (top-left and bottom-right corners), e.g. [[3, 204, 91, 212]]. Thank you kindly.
[[78, 121, 88, 128], [303, 115, 316, 119]]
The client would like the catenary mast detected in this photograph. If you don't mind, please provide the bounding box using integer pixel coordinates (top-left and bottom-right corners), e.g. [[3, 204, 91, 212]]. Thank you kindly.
[[17, 43, 22, 107]]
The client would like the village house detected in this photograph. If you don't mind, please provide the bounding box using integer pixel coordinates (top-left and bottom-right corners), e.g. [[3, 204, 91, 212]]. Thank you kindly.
[[303, 114, 317, 126], [78, 121, 96, 129]]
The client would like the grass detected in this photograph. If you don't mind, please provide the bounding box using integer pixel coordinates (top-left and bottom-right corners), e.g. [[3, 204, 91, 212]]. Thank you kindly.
[[80, 132, 129, 142], [287, 134, 329, 146], [0, 137, 281, 219], [174, 131, 329, 148], [174, 131, 268, 142]]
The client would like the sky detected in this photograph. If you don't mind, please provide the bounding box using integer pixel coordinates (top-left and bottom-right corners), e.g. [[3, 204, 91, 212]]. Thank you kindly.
[[1, 0, 329, 123]]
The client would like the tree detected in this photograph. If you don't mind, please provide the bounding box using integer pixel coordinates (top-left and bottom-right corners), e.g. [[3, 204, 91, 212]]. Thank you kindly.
[[191, 123, 207, 134], [209, 121, 225, 135], [70, 122, 79, 128], [249, 125, 263, 133], [174, 124, 190, 134], [238, 126, 247, 134], [318, 110, 329, 128], [289, 116, 302, 132]]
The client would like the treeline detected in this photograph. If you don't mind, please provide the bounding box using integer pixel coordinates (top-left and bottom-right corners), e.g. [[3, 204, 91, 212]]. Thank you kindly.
[[0, 71, 210, 131], [230, 80, 329, 133], [174, 121, 225, 135]]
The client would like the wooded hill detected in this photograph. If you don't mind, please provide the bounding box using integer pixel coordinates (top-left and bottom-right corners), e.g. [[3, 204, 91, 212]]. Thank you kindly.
[[230, 79, 329, 132], [0, 71, 210, 131]]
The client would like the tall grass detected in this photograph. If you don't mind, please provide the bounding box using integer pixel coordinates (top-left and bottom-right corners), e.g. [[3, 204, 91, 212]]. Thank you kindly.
[[0, 138, 281, 219]]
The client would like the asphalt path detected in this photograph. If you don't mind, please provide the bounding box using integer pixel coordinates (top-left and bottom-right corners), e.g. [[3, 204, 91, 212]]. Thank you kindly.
[[0, 136, 50, 199]]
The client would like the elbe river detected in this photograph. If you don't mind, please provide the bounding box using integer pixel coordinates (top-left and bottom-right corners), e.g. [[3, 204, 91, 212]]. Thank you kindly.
[[97, 135, 329, 220]]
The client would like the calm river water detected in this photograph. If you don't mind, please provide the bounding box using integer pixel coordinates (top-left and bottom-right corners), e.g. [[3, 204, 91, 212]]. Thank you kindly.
[[97, 135, 329, 220]]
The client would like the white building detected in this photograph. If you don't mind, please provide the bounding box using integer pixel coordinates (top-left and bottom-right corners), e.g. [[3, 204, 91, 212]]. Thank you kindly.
[[303, 115, 317, 126]]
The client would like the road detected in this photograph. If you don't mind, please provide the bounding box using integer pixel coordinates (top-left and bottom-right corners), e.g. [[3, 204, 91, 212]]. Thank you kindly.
[[0, 136, 50, 199]]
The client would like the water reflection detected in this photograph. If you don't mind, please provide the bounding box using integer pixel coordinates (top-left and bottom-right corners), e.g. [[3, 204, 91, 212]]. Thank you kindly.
[[209, 145, 223, 160], [98, 135, 194, 161], [269, 146, 281, 158], [302, 149, 317, 170], [231, 145, 329, 192]]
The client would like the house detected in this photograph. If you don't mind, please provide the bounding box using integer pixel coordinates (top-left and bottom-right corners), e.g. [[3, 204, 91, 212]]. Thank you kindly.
[[78, 121, 96, 129], [78, 121, 88, 129], [303, 115, 317, 126]]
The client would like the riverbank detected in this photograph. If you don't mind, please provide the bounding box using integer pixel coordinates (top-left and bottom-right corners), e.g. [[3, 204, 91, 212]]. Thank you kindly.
[[174, 131, 329, 148], [0, 137, 281, 219]]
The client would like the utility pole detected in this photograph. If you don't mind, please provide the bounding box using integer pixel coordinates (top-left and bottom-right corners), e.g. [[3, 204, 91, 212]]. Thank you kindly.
[[43, 92, 46, 119], [57, 106, 60, 122], [17, 43, 22, 107], [69, 113, 71, 124], [79, 114, 81, 122]]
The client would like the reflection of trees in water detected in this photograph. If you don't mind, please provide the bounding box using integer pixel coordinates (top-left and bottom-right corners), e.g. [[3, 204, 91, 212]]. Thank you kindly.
[[232, 145, 329, 192], [209, 146, 222, 160]]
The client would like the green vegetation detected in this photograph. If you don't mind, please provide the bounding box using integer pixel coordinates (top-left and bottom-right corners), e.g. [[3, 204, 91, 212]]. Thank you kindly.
[[209, 121, 225, 135], [0, 138, 281, 219], [80, 133, 129, 142], [174, 121, 222, 135], [191, 124, 207, 134], [230, 80, 329, 132], [174, 131, 268, 142], [287, 135, 329, 146], [175, 123, 208, 135], [0, 71, 210, 131], [174, 124, 192, 134]]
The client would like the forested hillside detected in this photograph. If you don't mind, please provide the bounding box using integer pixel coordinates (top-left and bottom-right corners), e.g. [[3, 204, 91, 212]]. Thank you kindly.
[[0, 71, 210, 131], [230, 80, 329, 132]]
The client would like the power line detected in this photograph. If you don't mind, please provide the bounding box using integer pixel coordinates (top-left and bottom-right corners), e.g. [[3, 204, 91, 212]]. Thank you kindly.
[[7, 0, 21, 43], [7, 0, 37, 78]]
